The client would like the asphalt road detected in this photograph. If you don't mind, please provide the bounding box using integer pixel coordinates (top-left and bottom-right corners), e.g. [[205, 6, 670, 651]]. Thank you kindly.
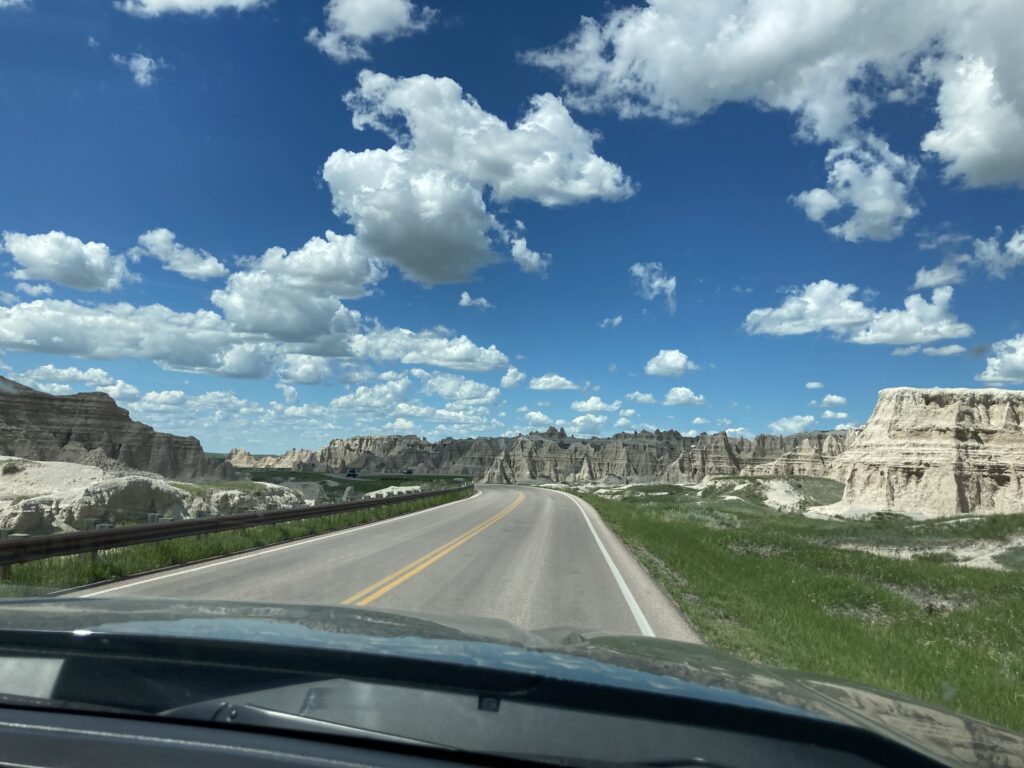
[[77, 485, 700, 641]]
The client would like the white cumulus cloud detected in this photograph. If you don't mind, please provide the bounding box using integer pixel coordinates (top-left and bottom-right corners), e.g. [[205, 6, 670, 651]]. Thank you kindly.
[[133, 228, 228, 279], [112, 53, 163, 87], [849, 287, 973, 345], [277, 354, 332, 384], [322, 71, 632, 284], [307, 0, 435, 63], [644, 348, 696, 376], [793, 134, 918, 242], [527, 0, 1024, 190], [352, 326, 507, 371], [745, 280, 973, 346], [568, 413, 607, 436], [2, 230, 133, 291], [972, 228, 1024, 279], [383, 416, 416, 432], [210, 230, 385, 344], [415, 370, 499, 406], [97, 379, 141, 402], [571, 395, 621, 413], [922, 344, 966, 356], [769, 414, 816, 435], [458, 291, 493, 309], [922, 55, 1024, 188], [330, 377, 410, 411], [913, 256, 969, 289], [116, 0, 267, 16], [509, 237, 550, 274], [630, 262, 676, 313], [524, 410, 551, 426], [529, 373, 578, 390], [15, 283, 52, 297], [22, 364, 113, 387], [978, 334, 1024, 384], [664, 386, 704, 406], [626, 391, 656, 404], [500, 366, 525, 388]]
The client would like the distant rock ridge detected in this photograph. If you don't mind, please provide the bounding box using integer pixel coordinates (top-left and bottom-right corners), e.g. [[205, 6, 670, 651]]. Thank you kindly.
[[827, 387, 1024, 516], [229, 428, 853, 486], [0, 376, 230, 480]]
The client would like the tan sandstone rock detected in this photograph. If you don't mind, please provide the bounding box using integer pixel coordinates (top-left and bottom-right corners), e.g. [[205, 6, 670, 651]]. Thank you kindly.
[[0, 456, 303, 534], [827, 387, 1024, 516]]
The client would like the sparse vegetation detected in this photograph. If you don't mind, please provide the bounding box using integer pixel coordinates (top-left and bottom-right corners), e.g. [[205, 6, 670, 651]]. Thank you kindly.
[[244, 468, 465, 497], [0, 487, 473, 596], [168, 480, 266, 496], [583, 479, 1024, 732]]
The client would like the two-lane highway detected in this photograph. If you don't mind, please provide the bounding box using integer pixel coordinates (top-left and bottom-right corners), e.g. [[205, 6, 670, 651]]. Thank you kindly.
[[77, 485, 700, 641]]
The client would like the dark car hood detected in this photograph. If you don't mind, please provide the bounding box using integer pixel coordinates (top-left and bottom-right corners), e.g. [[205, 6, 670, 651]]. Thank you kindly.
[[0, 597, 1020, 768]]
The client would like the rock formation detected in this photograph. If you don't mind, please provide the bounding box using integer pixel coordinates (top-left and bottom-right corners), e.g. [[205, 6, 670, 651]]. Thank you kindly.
[[0, 456, 304, 534], [229, 426, 852, 486], [748, 431, 852, 477], [658, 430, 856, 483], [0, 376, 230, 479], [827, 387, 1024, 516]]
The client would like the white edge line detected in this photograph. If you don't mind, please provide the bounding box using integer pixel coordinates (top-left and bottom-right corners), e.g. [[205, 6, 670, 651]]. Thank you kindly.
[[81, 490, 483, 597], [549, 488, 655, 637]]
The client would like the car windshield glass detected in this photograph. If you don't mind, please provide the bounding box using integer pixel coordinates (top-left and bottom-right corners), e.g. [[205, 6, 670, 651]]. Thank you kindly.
[[0, 1, 1023, 764]]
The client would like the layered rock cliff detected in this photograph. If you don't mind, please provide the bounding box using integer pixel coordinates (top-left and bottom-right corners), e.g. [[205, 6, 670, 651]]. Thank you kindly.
[[230, 427, 851, 485], [657, 431, 854, 483], [828, 387, 1024, 516], [0, 376, 229, 480], [747, 431, 852, 478]]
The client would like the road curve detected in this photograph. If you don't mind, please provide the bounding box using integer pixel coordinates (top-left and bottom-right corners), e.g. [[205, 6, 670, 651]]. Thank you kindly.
[[76, 485, 700, 642]]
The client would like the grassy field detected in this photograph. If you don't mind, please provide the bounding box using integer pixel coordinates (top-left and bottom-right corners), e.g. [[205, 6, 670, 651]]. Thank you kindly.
[[584, 478, 1024, 732], [0, 487, 473, 597], [244, 468, 469, 497]]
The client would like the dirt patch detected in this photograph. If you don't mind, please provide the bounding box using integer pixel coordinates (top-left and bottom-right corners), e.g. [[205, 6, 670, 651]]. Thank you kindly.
[[762, 479, 802, 511], [836, 534, 1024, 571], [727, 542, 782, 558], [890, 586, 974, 614]]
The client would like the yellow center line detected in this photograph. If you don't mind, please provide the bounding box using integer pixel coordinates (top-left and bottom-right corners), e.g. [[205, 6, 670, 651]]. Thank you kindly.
[[342, 492, 524, 607]]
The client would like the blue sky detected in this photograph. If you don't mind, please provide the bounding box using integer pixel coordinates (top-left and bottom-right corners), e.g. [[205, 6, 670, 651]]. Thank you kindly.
[[1, 0, 1022, 452]]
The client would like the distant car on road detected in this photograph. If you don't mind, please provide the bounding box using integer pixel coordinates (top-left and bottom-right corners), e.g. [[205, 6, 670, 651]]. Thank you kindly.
[[402, 469, 413, 475], [345, 469, 359, 478]]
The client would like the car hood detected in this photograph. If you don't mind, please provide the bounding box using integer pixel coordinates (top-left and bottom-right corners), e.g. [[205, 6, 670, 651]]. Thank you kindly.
[[0, 597, 1020, 768]]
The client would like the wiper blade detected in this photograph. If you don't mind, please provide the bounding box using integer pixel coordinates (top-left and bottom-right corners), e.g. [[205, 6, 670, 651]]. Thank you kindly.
[[163, 700, 450, 749]]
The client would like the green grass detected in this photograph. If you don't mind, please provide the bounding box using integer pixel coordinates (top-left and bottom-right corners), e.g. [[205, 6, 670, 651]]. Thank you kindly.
[[996, 546, 1024, 571], [0, 488, 473, 597], [583, 482, 1024, 733]]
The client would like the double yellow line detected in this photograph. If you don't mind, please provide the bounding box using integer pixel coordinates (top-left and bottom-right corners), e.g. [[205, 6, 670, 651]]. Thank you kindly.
[[341, 492, 524, 607]]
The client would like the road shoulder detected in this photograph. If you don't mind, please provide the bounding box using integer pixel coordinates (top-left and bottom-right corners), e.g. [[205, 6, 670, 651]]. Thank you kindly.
[[547, 488, 703, 644]]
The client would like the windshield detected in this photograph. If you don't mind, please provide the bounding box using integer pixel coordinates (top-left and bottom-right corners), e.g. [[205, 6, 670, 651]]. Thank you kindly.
[[0, 0, 1022, 764]]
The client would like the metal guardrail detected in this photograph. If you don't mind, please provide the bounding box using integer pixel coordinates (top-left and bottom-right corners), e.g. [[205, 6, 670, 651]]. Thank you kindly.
[[0, 483, 474, 571]]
